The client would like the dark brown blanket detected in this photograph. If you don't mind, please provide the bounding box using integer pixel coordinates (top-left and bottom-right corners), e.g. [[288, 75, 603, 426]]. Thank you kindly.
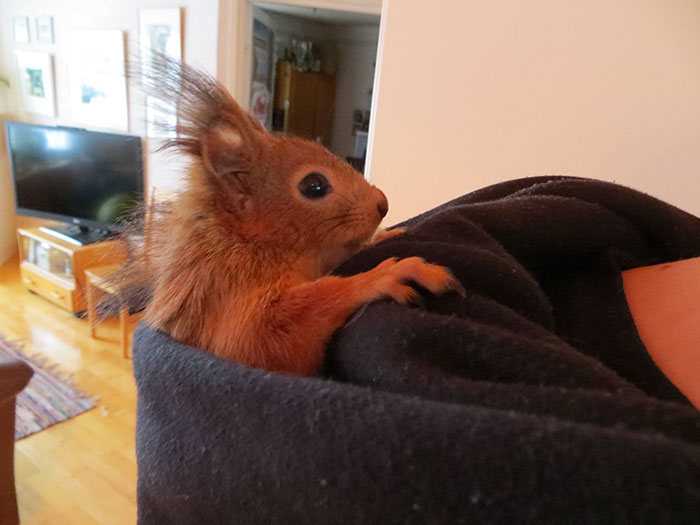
[[133, 176, 700, 524]]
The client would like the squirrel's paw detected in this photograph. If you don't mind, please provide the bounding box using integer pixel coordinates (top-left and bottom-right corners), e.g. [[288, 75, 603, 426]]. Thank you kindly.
[[375, 274, 422, 305], [375, 257, 466, 299]]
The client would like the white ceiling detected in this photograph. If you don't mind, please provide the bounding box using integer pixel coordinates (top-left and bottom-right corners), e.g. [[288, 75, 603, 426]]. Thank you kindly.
[[255, 2, 380, 26]]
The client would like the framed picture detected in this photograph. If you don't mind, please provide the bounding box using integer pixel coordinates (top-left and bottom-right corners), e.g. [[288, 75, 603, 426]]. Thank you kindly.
[[139, 8, 182, 65], [36, 16, 54, 44], [66, 30, 129, 131], [14, 16, 30, 43], [139, 8, 181, 138], [16, 51, 56, 116]]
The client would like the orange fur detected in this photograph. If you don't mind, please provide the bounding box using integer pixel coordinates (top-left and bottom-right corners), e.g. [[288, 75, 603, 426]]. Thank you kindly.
[[120, 59, 464, 376]]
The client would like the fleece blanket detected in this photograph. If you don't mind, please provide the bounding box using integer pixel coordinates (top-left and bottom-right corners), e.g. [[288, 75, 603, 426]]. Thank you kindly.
[[132, 176, 700, 524]]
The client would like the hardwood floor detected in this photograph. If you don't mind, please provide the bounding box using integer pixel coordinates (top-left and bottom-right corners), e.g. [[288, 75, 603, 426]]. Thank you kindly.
[[0, 256, 138, 524]]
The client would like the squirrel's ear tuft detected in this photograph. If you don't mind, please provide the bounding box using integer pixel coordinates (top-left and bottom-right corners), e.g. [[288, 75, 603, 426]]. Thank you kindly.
[[201, 120, 251, 177], [138, 53, 266, 163]]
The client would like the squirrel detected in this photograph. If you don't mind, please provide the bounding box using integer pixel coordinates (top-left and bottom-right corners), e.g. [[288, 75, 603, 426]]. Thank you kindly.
[[111, 58, 465, 376]]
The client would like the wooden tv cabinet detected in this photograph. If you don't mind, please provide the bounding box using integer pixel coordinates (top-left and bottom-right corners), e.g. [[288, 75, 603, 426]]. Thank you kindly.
[[16, 227, 126, 314]]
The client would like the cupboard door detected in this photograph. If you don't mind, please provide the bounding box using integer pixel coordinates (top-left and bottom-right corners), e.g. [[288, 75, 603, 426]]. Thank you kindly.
[[287, 71, 318, 140], [314, 75, 336, 147]]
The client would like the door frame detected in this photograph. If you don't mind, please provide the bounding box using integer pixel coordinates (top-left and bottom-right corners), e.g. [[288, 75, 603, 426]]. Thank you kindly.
[[216, 0, 383, 178], [217, 0, 381, 109]]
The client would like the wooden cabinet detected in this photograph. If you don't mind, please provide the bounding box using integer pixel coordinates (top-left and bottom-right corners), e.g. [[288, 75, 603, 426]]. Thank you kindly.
[[16, 227, 126, 314], [273, 61, 336, 147]]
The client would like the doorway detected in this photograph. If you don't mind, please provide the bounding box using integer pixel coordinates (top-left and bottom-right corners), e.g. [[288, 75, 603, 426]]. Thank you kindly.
[[247, 2, 381, 173]]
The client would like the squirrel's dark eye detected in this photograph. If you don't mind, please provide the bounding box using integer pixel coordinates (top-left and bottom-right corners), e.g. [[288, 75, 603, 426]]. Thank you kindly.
[[298, 172, 331, 199]]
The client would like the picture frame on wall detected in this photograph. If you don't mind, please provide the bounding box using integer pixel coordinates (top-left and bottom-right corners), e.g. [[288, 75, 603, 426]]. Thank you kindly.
[[65, 29, 129, 131], [36, 16, 55, 44], [13, 16, 30, 43], [139, 8, 182, 66], [15, 51, 56, 116], [139, 8, 182, 138]]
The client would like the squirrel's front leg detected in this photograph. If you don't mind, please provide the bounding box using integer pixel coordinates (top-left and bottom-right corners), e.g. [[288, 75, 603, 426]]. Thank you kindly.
[[266, 257, 464, 375]]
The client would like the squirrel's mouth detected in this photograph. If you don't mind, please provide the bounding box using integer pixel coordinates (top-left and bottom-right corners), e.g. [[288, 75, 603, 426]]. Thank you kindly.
[[343, 232, 373, 252], [342, 222, 379, 251]]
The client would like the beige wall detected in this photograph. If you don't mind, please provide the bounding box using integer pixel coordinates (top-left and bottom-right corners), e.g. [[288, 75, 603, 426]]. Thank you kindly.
[[368, 0, 700, 224], [0, 0, 219, 262], [0, 148, 15, 263]]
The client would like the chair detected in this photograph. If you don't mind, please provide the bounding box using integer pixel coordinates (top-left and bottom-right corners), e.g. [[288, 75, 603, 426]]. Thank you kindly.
[[84, 187, 176, 358], [85, 264, 135, 358]]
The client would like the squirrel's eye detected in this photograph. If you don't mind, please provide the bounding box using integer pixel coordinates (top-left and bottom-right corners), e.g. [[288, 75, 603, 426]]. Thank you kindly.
[[298, 172, 331, 199]]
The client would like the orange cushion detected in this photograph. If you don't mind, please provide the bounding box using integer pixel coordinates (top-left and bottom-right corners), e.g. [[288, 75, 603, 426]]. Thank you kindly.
[[623, 257, 700, 408]]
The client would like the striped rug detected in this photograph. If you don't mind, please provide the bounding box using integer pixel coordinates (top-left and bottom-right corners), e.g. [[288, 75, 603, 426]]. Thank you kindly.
[[0, 335, 97, 440]]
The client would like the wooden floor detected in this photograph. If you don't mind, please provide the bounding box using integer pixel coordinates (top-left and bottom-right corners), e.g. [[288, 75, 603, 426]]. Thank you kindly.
[[0, 256, 138, 524]]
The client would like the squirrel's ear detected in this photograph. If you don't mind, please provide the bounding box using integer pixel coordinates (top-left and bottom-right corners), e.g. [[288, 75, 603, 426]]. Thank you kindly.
[[200, 118, 256, 178]]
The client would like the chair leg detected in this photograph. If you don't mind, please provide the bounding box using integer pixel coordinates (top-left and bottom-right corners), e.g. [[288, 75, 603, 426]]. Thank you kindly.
[[86, 282, 97, 338], [119, 307, 129, 359]]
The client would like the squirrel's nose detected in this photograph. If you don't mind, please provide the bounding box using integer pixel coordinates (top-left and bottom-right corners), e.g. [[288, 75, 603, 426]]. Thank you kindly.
[[377, 192, 389, 219]]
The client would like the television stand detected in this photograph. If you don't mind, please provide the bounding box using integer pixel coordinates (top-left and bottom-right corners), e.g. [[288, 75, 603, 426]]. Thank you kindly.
[[39, 224, 112, 246], [16, 227, 126, 314]]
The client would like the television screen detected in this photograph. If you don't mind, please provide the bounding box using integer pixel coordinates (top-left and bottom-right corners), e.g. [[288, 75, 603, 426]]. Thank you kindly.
[[5, 121, 144, 228]]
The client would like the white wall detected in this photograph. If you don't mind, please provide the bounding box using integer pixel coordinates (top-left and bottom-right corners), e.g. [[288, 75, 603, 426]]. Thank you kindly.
[[0, 40, 16, 263], [1, 0, 219, 124], [0, 0, 219, 262], [368, 0, 700, 224], [0, 148, 15, 264]]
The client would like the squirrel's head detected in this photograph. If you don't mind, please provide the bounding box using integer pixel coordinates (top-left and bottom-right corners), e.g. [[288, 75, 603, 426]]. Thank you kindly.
[[149, 58, 388, 272]]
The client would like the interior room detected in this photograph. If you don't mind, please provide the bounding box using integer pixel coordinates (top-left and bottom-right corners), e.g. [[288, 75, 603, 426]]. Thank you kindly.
[[0, 1, 699, 524], [249, 3, 380, 171]]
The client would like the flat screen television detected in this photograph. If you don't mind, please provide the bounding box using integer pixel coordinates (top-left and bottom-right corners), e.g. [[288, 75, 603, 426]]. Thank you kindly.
[[5, 121, 144, 245]]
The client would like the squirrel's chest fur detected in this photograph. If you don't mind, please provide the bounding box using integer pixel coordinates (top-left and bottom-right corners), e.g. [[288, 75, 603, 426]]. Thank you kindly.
[[144, 222, 319, 370], [159, 283, 323, 372]]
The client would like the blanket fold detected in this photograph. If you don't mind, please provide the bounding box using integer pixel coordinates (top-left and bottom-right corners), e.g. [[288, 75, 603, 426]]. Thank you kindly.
[[133, 177, 700, 524]]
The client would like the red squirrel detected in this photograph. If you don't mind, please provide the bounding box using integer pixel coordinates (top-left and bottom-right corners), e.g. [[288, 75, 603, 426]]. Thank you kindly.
[[117, 59, 464, 376]]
